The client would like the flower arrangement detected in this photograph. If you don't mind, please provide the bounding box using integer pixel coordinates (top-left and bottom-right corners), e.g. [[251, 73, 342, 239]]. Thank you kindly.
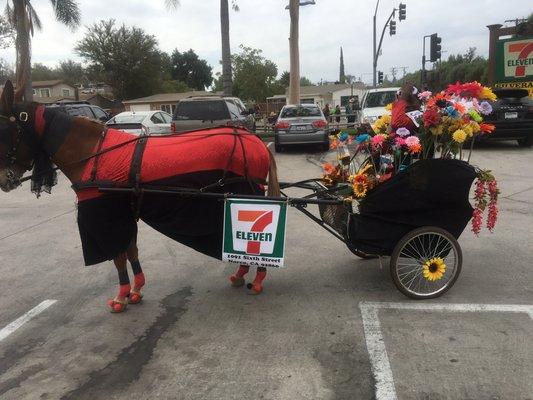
[[321, 81, 500, 234]]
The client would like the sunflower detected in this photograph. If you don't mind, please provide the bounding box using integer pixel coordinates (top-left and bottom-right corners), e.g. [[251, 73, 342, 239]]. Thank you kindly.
[[422, 257, 446, 281], [352, 181, 368, 198], [452, 129, 467, 143]]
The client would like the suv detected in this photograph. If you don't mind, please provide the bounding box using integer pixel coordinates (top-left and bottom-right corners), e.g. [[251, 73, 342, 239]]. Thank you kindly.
[[46, 101, 110, 123], [359, 87, 399, 124], [171, 96, 255, 133], [482, 88, 533, 147]]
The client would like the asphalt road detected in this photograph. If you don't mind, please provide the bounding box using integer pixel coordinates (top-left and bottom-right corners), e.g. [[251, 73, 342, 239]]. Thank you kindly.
[[0, 141, 532, 400]]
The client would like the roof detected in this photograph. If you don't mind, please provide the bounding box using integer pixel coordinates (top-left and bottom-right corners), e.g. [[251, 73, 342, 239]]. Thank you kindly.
[[32, 80, 72, 88], [123, 91, 223, 104]]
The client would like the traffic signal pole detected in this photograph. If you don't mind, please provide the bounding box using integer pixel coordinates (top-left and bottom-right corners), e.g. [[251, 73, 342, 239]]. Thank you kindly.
[[372, 0, 380, 87], [421, 34, 430, 86]]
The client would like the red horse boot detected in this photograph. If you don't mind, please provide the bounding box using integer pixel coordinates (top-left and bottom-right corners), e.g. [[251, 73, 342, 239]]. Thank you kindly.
[[229, 265, 249, 288], [108, 284, 131, 313], [129, 272, 145, 305], [246, 268, 266, 295]]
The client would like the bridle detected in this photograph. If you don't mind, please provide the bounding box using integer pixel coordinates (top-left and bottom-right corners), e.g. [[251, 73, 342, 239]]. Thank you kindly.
[[0, 111, 35, 188]]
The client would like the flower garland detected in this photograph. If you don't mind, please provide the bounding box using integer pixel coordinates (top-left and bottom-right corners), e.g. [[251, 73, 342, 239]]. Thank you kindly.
[[472, 170, 499, 235]]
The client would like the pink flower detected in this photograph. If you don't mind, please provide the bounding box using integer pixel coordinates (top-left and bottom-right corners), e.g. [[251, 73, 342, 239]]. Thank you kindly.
[[395, 137, 406, 147], [487, 202, 498, 232], [418, 91, 432, 100], [405, 136, 420, 147], [471, 208, 483, 235], [371, 134, 386, 148]]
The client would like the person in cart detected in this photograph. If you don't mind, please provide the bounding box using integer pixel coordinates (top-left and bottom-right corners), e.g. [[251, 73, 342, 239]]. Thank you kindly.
[[391, 83, 421, 133]]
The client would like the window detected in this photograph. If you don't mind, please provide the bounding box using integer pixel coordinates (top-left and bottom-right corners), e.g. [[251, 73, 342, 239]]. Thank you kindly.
[[160, 104, 172, 114], [160, 112, 172, 123], [363, 91, 397, 108], [40, 88, 51, 98], [107, 114, 146, 124], [225, 100, 241, 119], [300, 98, 315, 104], [280, 106, 321, 118], [150, 113, 165, 124], [62, 89, 71, 97], [175, 101, 229, 121], [91, 107, 108, 121], [80, 106, 95, 118]]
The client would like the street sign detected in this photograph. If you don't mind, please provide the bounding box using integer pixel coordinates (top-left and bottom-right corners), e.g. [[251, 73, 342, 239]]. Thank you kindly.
[[222, 199, 288, 268], [495, 36, 533, 84]]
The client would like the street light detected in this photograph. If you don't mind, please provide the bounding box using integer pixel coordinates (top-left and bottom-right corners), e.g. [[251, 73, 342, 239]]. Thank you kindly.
[[287, 0, 316, 104]]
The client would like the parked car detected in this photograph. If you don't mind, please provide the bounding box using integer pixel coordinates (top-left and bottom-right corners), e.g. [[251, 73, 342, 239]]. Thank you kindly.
[[46, 101, 110, 123], [106, 111, 172, 136], [481, 88, 533, 147], [274, 104, 329, 152], [171, 96, 255, 133], [359, 87, 399, 124]]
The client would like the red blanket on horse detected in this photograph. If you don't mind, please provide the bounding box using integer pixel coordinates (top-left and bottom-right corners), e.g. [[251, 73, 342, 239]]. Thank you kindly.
[[76, 127, 270, 265]]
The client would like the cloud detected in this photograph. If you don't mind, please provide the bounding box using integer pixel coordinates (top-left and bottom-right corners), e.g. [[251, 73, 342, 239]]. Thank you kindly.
[[1, 0, 532, 85]]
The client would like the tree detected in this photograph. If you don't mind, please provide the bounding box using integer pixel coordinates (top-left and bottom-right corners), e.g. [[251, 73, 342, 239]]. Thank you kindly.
[[339, 47, 346, 84], [31, 63, 58, 81], [6, 0, 80, 101], [0, 59, 15, 84], [169, 49, 213, 90], [58, 60, 86, 86], [232, 45, 278, 101], [0, 16, 14, 49], [160, 80, 189, 94], [221, 0, 239, 95], [76, 20, 163, 100], [288, 0, 300, 104]]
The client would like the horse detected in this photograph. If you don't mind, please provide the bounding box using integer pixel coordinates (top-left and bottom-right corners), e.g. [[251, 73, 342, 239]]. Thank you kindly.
[[0, 81, 280, 313]]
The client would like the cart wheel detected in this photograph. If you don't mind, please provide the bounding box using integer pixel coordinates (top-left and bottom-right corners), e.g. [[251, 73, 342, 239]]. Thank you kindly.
[[346, 241, 379, 259], [390, 227, 462, 299]]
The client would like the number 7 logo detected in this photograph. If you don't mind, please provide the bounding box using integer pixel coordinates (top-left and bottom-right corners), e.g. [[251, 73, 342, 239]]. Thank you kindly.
[[238, 210, 273, 254]]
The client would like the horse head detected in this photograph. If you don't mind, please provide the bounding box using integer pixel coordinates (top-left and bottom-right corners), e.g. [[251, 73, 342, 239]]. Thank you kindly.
[[0, 80, 41, 193]]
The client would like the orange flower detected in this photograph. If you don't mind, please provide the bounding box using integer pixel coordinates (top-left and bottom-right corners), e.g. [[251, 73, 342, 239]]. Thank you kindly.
[[454, 102, 466, 113], [408, 143, 422, 154], [323, 163, 335, 175], [479, 123, 496, 134], [426, 92, 451, 108]]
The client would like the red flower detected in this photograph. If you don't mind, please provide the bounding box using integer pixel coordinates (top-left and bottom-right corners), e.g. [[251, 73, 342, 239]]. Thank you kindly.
[[479, 123, 496, 134], [423, 107, 441, 127], [446, 81, 483, 98]]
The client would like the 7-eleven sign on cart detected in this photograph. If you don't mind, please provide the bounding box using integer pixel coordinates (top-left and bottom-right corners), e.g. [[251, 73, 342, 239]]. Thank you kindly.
[[222, 199, 287, 268]]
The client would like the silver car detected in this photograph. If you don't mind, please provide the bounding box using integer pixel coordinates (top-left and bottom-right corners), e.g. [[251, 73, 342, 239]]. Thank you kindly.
[[274, 104, 329, 152], [106, 111, 172, 136]]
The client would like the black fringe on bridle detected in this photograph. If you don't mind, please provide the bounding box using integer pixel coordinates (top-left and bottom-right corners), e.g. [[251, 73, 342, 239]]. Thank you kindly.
[[30, 151, 57, 197]]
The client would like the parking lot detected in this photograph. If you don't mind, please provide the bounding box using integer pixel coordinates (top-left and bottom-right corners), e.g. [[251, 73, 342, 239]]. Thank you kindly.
[[0, 141, 532, 400]]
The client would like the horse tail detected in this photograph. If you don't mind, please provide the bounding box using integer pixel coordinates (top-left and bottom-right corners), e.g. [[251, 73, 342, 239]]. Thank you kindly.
[[266, 146, 280, 198]]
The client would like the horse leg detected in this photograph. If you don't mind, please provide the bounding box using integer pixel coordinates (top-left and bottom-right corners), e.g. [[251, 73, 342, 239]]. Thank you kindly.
[[127, 240, 145, 304], [247, 267, 267, 295], [229, 265, 249, 287], [107, 252, 130, 313]]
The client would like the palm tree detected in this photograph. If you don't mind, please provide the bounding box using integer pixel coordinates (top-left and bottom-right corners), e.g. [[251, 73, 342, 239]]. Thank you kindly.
[[6, 0, 80, 101], [288, 0, 300, 104], [167, 0, 237, 96]]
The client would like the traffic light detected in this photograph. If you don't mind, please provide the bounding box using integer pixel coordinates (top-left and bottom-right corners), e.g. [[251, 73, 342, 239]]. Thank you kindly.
[[430, 33, 442, 62], [398, 3, 406, 20], [378, 71, 384, 85], [389, 20, 396, 35]]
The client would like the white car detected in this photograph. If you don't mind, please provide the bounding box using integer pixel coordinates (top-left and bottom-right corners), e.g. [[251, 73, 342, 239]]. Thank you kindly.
[[106, 111, 172, 135], [359, 87, 400, 124]]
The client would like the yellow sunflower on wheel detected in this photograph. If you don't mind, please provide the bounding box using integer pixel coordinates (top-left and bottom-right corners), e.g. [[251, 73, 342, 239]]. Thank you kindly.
[[422, 257, 446, 281]]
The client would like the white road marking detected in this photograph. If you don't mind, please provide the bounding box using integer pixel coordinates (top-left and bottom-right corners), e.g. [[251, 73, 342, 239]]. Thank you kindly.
[[359, 302, 533, 400], [0, 300, 57, 342]]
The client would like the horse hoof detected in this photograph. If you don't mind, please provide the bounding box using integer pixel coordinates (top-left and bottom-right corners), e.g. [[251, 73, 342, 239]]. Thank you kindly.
[[230, 275, 245, 287], [108, 298, 128, 313], [129, 291, 143, 304], [246, 283, 263, 295]]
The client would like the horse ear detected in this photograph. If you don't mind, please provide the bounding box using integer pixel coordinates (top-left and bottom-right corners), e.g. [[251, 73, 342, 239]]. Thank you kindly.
[[0, 80, 15, 115]]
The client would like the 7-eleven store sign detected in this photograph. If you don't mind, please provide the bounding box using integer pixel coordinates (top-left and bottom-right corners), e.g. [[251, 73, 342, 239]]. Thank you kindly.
[[223, 199, 287, 268]]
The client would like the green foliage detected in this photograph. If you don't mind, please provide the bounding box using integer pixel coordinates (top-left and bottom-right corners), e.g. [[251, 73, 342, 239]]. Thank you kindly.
[[300, 76, 313, 86], [232, 45, 278, 101], [0, 58, 15, 84], [397, 48, 489, 91], [32, 63, 59, 81], [169, 49, 213, 91], [75, 20, 163, 100], [57, 60, 85, 85], [0, 16, 14, 49], [272, 71, 313, 94], [160, 80, 189, 93]]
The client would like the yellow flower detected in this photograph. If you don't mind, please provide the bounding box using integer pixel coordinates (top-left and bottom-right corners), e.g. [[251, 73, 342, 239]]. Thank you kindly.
[[480, 86, 497, 102], [422, 258, 446, 281], [381, 114, 391, 124], [430, 125, 444, 136], [352, 181, 368, 198], [470, 121, 480, 134], [463, 125, 473, 137], [452, 129, 467, 143], [385, 103, 393, 111]]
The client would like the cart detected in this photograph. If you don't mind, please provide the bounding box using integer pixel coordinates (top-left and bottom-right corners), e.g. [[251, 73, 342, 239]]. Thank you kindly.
[[101, 158, 477, 300]]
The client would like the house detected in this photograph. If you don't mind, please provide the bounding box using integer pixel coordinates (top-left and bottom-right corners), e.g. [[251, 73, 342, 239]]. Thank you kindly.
[[123, 91, 223, 114], [32, 80, 76, 103], [266, 82, 367, 111], [79, 93, 124, 115]]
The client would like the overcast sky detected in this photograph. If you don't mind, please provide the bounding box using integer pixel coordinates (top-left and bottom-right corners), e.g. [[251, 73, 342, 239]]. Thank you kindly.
[[1, 0, 531, 85]]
